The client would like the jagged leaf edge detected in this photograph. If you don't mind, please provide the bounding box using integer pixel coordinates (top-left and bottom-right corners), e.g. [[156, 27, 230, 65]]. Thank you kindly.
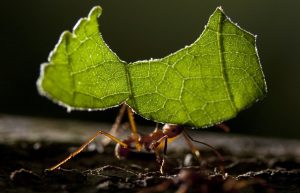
[[37, 6, 129, 112]]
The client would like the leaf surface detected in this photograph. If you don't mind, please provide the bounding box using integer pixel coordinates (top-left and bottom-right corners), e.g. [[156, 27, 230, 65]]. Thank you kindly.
[[38, 6, 267, 128], [38, 7, 130, 110]]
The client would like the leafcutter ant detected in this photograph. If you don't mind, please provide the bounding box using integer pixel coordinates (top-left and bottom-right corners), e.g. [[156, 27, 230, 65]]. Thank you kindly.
[[48, 104, 226, 173]]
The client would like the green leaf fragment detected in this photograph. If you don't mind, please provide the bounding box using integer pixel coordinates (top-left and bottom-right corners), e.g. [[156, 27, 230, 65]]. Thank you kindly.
[[38, 7, 129, 109], [37, 6, 267, 128]]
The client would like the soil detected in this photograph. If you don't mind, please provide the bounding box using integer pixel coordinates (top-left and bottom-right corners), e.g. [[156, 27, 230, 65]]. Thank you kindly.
[[0, 114, 300, 193]]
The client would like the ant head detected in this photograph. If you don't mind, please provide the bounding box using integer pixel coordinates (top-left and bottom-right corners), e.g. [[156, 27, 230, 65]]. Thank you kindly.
[[162, 124, 184, 138]]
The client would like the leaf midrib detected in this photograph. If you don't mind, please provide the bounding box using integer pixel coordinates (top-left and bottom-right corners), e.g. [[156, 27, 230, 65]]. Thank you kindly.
[[216, 12, 237, 114]]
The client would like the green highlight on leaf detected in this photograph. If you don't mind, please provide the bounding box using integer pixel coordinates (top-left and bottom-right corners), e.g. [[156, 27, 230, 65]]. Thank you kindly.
[[37, 6, 267, 128]]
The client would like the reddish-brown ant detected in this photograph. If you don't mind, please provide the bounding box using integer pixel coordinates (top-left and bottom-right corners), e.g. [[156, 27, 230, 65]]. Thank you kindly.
[[49, 104, 225, 173]]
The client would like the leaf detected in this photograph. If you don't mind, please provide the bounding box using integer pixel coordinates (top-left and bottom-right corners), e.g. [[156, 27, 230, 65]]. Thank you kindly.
[[38, 7, 130, 109], [37, 6, 267, 128]]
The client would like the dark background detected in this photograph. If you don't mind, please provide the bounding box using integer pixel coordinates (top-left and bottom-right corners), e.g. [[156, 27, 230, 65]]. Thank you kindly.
[[0, 0, 299, 138]]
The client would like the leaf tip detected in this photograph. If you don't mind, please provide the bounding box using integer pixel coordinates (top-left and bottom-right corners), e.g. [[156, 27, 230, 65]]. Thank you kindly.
[[216, 6, 224, 12], [88, 6, 102, 19], [214, 6, 226, 16], [60, 30, 72, 40]]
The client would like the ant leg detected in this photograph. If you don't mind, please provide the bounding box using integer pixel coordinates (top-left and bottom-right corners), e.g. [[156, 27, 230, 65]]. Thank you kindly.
[[183, 131, 224, 163], [158, 138, 169, 174], [127, 106, 142, 151], [48, 130, 128, 171], [101, 103, 127, 146], [149, 135, 168, 174], [163, 137, 168, 155], [182, 132, 201, 163], [183, 130, 225, 172], [150, 135, 168, 150], [153, 148, 165, 174]]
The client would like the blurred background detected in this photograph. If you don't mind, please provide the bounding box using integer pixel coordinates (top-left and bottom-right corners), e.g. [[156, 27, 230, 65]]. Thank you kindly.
[[0, 0, 299, 138]]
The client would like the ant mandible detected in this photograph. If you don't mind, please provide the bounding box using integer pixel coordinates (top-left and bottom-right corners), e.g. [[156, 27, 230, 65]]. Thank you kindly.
[[49, 104, 226, 173]]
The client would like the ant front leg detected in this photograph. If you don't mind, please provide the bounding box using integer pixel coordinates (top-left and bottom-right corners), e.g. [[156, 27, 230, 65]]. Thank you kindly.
[[150, 124, 184, 173], [150, 135, 169, 174], [48, 130, 128, 171]]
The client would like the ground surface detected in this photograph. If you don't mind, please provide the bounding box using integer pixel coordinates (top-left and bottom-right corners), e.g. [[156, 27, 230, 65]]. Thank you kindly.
[[1, 114, 300, 193]]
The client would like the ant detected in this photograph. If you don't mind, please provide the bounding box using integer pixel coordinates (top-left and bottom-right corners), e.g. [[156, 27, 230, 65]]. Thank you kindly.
[[49, 104, 227, 173]]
